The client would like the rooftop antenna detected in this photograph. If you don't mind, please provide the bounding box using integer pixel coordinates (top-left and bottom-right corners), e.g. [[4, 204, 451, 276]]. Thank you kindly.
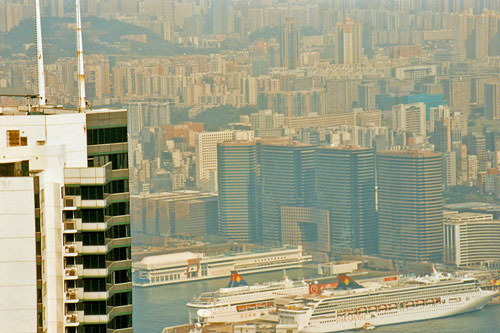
[[35, 0, 46, 106], [75, 0, 86, 112]]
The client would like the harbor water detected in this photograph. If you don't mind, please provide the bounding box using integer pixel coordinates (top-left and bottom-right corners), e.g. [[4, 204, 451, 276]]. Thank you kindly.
[[133, 269, 500, 333]]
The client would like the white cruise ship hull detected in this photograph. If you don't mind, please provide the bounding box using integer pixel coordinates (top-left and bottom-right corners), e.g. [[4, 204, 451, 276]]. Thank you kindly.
[[300, 291, 497, 333]]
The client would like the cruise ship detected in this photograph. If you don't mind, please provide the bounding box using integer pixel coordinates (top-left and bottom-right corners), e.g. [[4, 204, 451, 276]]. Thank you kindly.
[[278, 270, 498, 332], [186, 271, 327, 323], [133, 245, 311, 287]]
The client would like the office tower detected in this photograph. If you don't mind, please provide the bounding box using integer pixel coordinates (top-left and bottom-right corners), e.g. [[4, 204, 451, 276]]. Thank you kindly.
[[0, 108, 132, 332], [484, 81, 500, 120], [377, 150, 443, 262], [316, 147, 377, 255], [433, 118, 452, 152], [217, 142, 259, 242], [443, 151, 457, 188], [211, 0, 233, 34], [443, 77, 471, 117], [127, 102, 171, 136], [392, 103, 427, 137], [279, 19, 299, 69], [444, 212, 500, 266], [280, 206, 330, 253], [249, 110, 285, 138], [131, 191, 217, 243], [325, 79, 359, 114], [195, 130, 254, 192], [468, 133, 487, 172], [466, 16, 488, 60], [260, 143, 316, 245], [334, 17, 363, 64], [357, 82, 379, 111]]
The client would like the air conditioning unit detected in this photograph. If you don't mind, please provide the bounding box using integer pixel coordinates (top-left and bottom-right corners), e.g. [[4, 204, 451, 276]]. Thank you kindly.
[[64, 198, 75, 207]]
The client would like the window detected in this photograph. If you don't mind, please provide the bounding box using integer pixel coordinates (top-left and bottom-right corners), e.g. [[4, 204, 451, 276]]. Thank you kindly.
[[110, 315, 132, 330], [105, 202, 130, 217], [81, 209, 104, 223], [83, 278, 106, 292], [82, 232, 105, 246], [106, 225, 130, 239], [6, 130, 20, 147], [82, 255, 105, 268], [105, 179, 129, 194], [65, 186, 81, 196], [107, 247, 130, 261], [83, 324, 106, 333], [87, 127, 127, 145], [108, 291, 132, 307], [114, 269, 131, 284], [90, 153, 128, 170], [81, 186, 104, 200], [83, 301, 106, 315]]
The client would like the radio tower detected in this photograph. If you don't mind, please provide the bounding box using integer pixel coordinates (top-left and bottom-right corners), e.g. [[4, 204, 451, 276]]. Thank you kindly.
[[35, 0, 46, 106], [75, 0, 86, 112]]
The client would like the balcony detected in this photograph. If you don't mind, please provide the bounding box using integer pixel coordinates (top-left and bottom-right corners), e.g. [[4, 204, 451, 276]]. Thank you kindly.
[[64, 287, 83, 303], [64, 265, 83, 280], [81, 244, 108, 254], [82, 267, 108, 277], [105, 215, 130, 228], [81, 222, 107, 231], [65, 311, 83, 327], [107, 304, 133, 319], [63, 219, 82, 233], [83, 314, 108, 324], [106, 259, 132, 272], [82, 290, 108, 300], [106, 237, 131, 250], [105, 192, 130, 204], [107, 328, 133, 333], [81, 199, 107, 208], [64, 241, 83, 257], [106, 282, 132, 297]]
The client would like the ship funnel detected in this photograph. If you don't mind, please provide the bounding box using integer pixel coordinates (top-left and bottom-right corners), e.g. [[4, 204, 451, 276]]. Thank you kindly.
[[335, 275, 363, 290], [228, 271, 248, 288], [75, 0, 86, 112], [35, 0, 46, 106]]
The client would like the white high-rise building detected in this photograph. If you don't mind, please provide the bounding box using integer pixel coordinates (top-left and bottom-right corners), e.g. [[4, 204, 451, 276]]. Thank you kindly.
[[392, 103, 427, 137], [195, 130, 254, 192], [444, 211, 500, 266], [0, 107, 133, 333]]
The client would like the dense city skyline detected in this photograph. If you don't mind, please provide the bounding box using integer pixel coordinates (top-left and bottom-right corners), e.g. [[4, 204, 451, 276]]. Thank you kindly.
[[2, 0, 500, 332]]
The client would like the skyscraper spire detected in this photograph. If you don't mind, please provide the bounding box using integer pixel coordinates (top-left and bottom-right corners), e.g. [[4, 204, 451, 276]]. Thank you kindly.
[[75, 0, 86, 112], [35, 0, 46, 106]]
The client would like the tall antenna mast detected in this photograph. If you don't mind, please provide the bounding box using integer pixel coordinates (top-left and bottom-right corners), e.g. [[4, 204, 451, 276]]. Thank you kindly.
[[75, 0, 86, 112], [35, 0, 46, 106]]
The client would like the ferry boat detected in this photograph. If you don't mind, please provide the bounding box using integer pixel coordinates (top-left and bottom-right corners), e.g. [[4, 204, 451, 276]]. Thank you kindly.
[[186, 271, 314, 323], [133, 245, 311, 287], [278, 269, 498, 332]]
